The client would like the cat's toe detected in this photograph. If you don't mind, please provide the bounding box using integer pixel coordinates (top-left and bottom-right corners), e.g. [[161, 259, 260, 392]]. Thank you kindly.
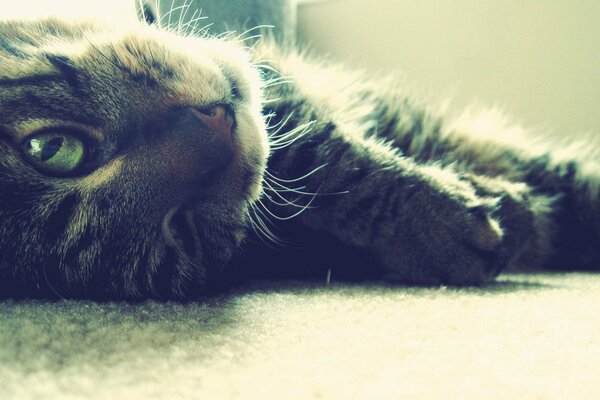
[[447, 210, 507, 284], [465, 205, 504, 251], [379, 196, 509, 286]]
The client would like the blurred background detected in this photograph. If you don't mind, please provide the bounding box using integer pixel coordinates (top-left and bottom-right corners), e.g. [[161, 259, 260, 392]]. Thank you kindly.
[[298, 0, 600, 136], [3, 0, 599, 135]]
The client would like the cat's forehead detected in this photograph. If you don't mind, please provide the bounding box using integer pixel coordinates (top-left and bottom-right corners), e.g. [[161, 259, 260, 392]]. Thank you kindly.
[[0, 19, 259, 137], [0, 18, 251, 76]]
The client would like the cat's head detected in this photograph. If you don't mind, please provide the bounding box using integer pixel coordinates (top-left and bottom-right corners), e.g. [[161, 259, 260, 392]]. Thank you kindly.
[[0, 19, 269, 298]]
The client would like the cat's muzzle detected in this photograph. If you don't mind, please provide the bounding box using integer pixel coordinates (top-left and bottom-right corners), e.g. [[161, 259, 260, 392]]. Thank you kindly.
[[156, 105, 239, 262]]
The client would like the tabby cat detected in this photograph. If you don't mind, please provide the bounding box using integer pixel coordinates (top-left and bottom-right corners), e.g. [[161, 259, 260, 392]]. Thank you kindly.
[[0, 15, 598, 299]]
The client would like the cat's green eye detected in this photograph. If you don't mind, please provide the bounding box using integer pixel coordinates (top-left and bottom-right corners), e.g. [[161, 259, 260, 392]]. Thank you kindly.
[[24, 133, 85, 175]]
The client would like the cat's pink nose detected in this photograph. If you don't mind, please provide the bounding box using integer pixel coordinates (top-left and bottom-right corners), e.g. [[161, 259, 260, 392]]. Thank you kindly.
[[152, 105, 237, 196], [191, 105, 235, 147]]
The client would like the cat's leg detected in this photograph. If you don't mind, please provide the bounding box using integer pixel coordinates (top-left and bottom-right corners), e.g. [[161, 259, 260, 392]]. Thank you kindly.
[[525, 151, 600, 271], [362, 101, 600, 272], [254, 51, 556, 283], [262, 117, 549, 285]]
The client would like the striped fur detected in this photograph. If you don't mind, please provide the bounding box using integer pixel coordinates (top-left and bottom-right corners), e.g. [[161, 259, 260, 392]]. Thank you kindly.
[[0, 18, 598, 299]]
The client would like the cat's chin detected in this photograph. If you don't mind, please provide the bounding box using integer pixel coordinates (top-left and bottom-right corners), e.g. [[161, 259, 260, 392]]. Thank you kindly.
[[162, 207, 202, 262], [159, 195, 251, 277]]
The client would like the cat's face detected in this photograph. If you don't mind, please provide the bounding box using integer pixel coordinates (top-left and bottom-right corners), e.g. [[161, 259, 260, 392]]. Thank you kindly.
[[0, 19, 269, 298]]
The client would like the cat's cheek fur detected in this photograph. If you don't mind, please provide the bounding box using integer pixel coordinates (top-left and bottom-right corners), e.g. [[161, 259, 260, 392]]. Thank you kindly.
[[0, 19, 274, 298]]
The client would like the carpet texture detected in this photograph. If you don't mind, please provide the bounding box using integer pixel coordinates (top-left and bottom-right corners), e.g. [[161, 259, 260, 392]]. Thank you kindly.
[[1, 273, 599, 399]]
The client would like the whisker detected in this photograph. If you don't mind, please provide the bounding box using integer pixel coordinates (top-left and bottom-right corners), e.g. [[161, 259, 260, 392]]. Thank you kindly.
[[161, 1, 190, 30], [263, 181, 313, 209], [167, 0, 179, 28], [44, 263, 66, 300], [246, 207, 270, 242], [262, 78, 294, 89], [266, 112, 294, 135], [136, 0, 151, 24], [265, 163, 328, 183], [181, 11, 207, 36], [247, 213, 274, 246], [248, 205, 286, 246], [269, 119, 314, 139], [236, 34, 265, 45], [235, 25, 274, 41], [182, 3, 204, 36], [217, 30, 237, 40], [160, 0, 176, 28], [254, 63, 282, 76], [176, 0, 193, 34], [263, 76, 293, 84], [263, 111, 277, 127], [269, 120, 315, 150], [263, 192, 308, 209], [261, 97, 282, 105], [192, 22, 214, 37], [257, 191, 318, 221], [265, 174, 350, 196], [265, 177, 315, 195]]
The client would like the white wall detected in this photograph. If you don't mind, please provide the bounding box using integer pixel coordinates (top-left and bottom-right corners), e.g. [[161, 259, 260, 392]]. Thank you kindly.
[[298, 0, 600, 136]]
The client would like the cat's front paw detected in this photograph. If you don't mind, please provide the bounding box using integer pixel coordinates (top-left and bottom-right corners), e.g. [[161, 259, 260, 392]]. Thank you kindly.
[[376, 181, 518, 286]]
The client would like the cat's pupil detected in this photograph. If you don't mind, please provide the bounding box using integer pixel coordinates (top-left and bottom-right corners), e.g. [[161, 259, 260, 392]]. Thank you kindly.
[[38, 137, 64, 161]]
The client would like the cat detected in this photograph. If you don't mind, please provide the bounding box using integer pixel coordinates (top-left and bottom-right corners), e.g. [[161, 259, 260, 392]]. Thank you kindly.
[[0, 16, 598, 299]]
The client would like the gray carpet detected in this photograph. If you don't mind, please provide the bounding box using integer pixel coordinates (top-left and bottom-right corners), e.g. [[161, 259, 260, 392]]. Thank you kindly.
[[2, 273, 599, 399]]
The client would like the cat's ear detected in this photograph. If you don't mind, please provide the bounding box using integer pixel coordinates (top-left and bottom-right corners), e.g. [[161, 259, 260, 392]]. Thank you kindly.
[[137, 1, 158, 26]]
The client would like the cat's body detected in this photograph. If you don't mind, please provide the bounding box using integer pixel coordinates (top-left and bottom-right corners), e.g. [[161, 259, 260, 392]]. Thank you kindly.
[[0, 18, 598, 299]]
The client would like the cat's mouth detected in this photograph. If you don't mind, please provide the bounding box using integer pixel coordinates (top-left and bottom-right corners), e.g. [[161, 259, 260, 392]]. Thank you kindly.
[[162, 207, 200, 260]]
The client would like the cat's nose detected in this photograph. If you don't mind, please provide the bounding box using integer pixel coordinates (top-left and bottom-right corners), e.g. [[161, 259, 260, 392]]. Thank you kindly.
[[144, 105, 237, 193], [190, 105, 235, 147]]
